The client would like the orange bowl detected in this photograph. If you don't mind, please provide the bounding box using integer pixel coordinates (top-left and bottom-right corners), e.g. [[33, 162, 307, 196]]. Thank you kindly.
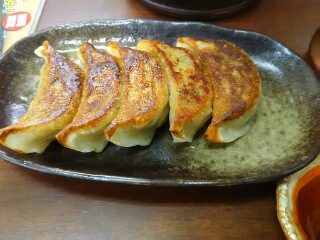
[[277, 155, 320, 239]]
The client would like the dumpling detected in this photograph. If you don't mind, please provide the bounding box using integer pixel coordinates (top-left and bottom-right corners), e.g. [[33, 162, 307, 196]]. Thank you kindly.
[[56, 42, 122, 152], [136, 39, 212, 142], [104, 42, 169, 147], [0, 41, 83, 153], [177, 37, 262, 143]]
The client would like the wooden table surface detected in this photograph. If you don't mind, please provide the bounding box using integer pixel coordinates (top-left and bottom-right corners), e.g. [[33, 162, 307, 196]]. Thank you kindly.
[[1, 0, 319, 239]]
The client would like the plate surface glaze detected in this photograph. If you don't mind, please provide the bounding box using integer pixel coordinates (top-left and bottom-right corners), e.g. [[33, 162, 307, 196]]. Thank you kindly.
[[0, 19, 319, 186]]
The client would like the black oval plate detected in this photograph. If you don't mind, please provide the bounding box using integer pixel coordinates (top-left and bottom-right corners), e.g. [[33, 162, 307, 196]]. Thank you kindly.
[[0, 19, 319, 186]]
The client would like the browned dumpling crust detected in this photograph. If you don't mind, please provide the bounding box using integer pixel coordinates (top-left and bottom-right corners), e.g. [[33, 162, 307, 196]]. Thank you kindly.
[[137, 39, 212, 142], [177, 37, 261, 143], [56, 42, 122, 152], [104, 42, 169, 147], [0, 37, 262, 154], [0, 41, 83, 153]]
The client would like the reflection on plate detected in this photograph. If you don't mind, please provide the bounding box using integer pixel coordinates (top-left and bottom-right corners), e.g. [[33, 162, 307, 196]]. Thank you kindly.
[[0, 19, 319, 186], [139, 0, 259, 20]]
